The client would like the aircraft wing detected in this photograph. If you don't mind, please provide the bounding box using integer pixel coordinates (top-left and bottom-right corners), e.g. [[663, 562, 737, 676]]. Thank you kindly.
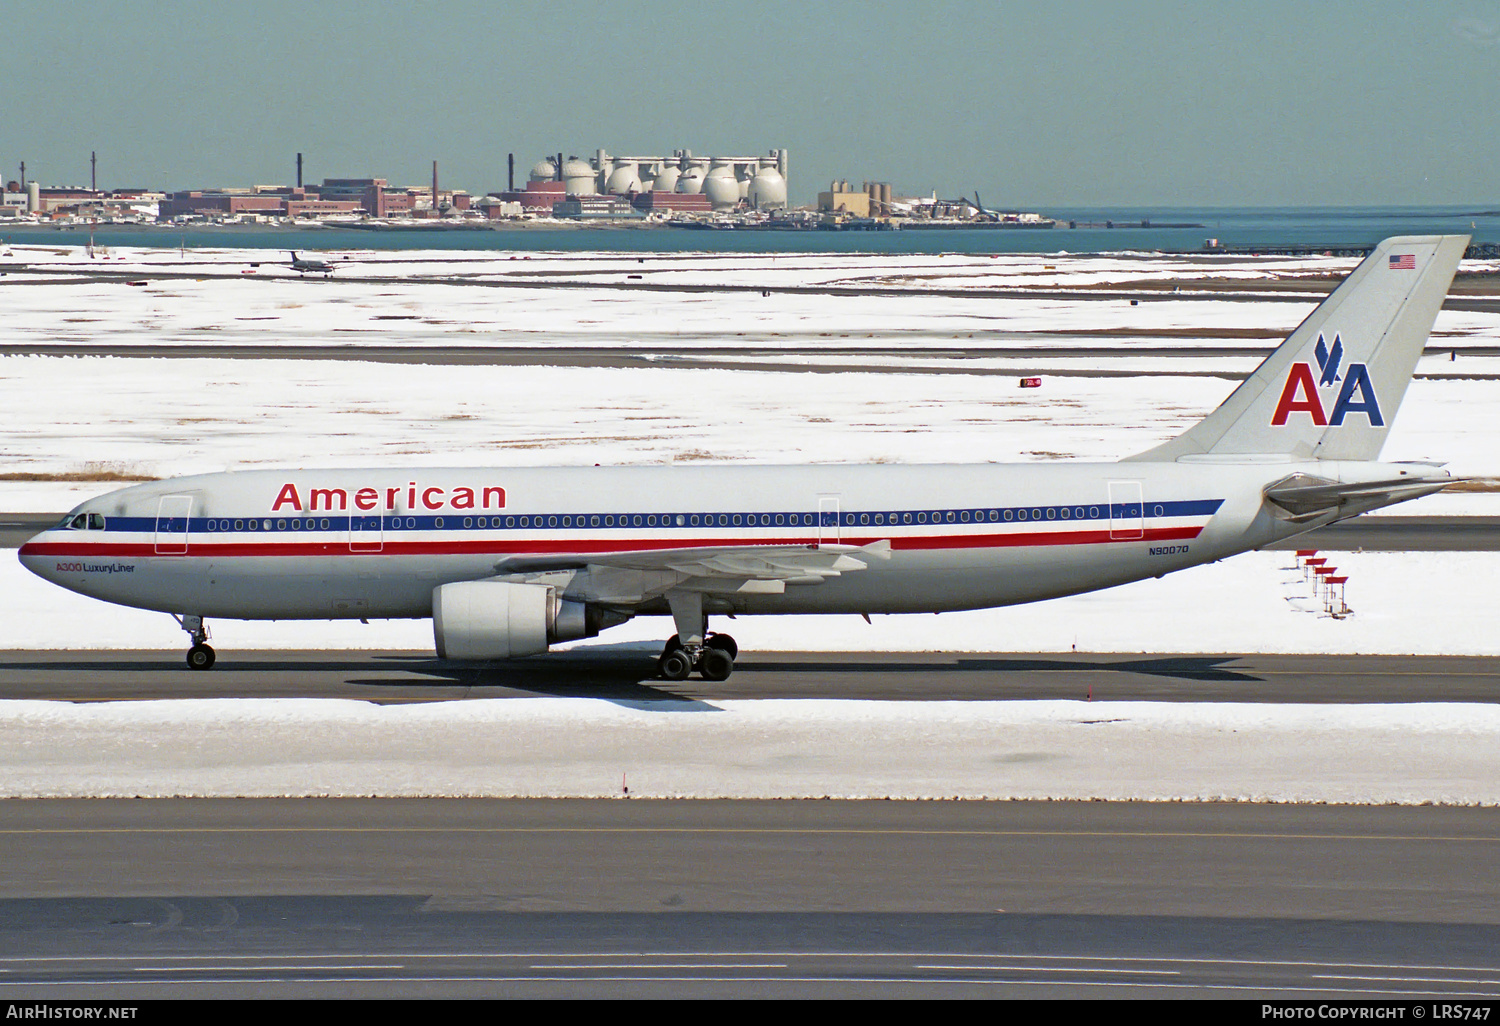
[[493, 539, 892, 601]]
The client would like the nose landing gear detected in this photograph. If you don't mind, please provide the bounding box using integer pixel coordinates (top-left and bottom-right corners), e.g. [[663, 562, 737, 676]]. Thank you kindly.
[[173, 614, 216, 670]]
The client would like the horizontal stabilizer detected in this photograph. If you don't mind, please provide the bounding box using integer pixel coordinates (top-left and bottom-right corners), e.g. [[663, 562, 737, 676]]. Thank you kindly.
[[1263, 472, 1452, 521]]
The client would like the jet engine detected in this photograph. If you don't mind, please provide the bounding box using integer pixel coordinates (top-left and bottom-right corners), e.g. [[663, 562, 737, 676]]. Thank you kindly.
[[432, 580, 598, 660]]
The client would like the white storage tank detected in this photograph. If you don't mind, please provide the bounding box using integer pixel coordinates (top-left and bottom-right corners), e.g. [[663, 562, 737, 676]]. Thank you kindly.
[[703, 159, 740, 209], [748, 160, 787, 209], [605, 160, 642, 195], [675, 159, 708, 194], [562, 158, 596, 195], [653, 163, 681, 193], [529, 158, 557, 183]]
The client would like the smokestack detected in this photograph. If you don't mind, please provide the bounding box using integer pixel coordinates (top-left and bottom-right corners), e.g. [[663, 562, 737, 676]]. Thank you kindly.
[[508, 153, 514, 192], [296, 152, 303, 188], [432, 160, 438, 209], [91, 151, 96, 193], [556, 152, 563, 182]]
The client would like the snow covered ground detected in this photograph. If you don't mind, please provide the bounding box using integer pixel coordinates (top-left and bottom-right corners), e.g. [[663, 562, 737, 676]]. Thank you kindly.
[[2, 697, 1496, 802], [3, 248, 1498, 802]]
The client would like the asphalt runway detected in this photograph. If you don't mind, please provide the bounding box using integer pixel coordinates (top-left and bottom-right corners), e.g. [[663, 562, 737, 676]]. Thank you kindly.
[[2, 799, 1496, 998], [5, 261, 1500, 312], [2, 342, 1497, 384], [4, 514, 1498, 552], [1, 649, 1497, 703]]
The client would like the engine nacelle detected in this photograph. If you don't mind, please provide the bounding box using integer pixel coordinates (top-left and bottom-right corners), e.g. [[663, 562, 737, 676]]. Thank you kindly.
[[431, 580, 597, 660]]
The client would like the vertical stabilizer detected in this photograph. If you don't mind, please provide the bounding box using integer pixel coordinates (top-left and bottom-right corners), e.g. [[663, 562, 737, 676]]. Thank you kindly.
[[1127, 235, 1468, 462]]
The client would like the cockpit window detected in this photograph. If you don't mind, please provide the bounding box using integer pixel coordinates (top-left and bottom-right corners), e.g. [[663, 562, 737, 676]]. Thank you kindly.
[[68, 514, 88, 530], [88, 514, 106, 530]]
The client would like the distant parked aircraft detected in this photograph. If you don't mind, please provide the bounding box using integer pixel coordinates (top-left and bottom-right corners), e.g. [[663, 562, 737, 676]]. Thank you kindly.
[[288, 251, 333, 276], [20, 237, 1469, 679]]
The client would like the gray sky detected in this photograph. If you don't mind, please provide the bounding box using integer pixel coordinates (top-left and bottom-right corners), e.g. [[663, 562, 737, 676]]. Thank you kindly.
[[6, 0, 1498, 207]]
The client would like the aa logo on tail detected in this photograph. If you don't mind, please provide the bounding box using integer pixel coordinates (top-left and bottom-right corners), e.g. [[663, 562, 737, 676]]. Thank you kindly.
[[1270, 333, 1384, 427]]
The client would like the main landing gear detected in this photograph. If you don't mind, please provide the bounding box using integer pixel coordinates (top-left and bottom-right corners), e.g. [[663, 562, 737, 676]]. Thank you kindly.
[[658, 632, 738, 682], [173, 614, 216, 671], [657, 587, 738, 681]]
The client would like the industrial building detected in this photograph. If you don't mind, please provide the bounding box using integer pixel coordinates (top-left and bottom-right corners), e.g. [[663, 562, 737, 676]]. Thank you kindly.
[[499, 148, 789, 214], [818, 180, 892, 217]]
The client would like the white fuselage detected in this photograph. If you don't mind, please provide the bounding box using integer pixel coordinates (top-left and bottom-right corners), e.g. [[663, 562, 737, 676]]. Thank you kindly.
[[17, 459, 1398, 624]]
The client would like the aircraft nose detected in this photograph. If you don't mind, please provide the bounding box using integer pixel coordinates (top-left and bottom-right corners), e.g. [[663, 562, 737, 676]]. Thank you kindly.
[[17, 531, 54, 577]]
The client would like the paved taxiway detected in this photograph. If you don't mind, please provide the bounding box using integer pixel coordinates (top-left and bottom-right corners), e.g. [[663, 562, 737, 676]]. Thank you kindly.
[[1, 649, 1497, 703], [2, 799, 1497, 998]]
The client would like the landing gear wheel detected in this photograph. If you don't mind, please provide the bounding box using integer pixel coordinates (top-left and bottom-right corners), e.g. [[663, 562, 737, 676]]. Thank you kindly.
[[661, 634, 684, 655], [186, 644, 216, 671], [705, 633, 738, 660], [658, 648, 693, 681], [699, 646, 734, 681]]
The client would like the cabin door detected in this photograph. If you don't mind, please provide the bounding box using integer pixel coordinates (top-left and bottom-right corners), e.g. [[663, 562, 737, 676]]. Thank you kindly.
[[154, 495, 193, 555], [817, 495, 841, 546], [1108, 481, 1144, 540]]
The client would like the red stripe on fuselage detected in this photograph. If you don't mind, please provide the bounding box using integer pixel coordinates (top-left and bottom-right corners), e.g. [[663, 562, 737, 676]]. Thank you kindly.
[[20, 525, 1203, 560]]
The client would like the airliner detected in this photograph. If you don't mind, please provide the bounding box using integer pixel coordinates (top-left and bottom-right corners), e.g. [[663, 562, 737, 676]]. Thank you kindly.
[[288, 251, 333, 275], [19, 236, 1468, 679]]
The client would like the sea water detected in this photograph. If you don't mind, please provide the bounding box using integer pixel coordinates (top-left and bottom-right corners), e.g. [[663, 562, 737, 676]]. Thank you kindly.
[[5, 205, 1497, 255]]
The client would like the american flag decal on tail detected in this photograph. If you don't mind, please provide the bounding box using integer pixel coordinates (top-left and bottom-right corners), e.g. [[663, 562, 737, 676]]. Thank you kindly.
[[1389, 253, 1416, 270]]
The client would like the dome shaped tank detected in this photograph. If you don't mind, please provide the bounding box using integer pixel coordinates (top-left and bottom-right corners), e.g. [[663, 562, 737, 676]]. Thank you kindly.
[[529, 158, 557, 182], [652, 164, 680, 193], [748, 162, 788, 209], [703, 159, 740, 209], [675, 159, 707, 194], [605, 161, 642, 195], [562, 158, 596, 196]]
